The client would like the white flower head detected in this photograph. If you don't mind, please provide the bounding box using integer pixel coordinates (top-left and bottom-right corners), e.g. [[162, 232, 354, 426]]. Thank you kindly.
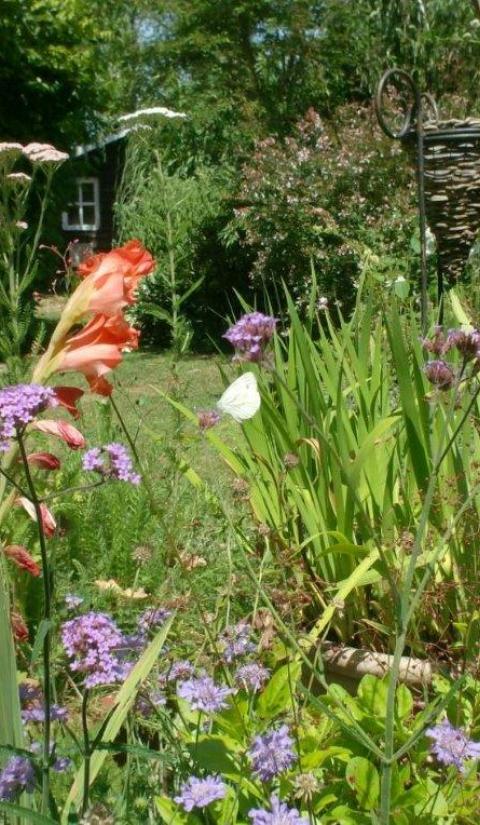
[[23, 143, 69, 164]]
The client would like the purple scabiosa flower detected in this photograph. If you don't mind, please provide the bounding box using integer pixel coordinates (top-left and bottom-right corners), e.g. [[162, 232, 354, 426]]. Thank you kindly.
[[220, 622, 255, 662], [167, 660, 195, 682], [0, 756, 35, 800], [61, 611, 130, 688], [22, 703, 69, 724], [198, 410, 221, 430], [174, 775, 226, 811], [82, 443, 140, 485], [65, 594, 84, 610], [0, 384, 57, 450], [223, 312, 277, 362], [52, 757, 71, 773], [424, 359, 455, 390], [135, 691, 166, 718], [426, 720, 480, 771], [248, 724, 296, 781], [177, 674, 234, 713], [138, 607, 172, 633], [248, 795, 308, 825], [235, 663, 270, 692]]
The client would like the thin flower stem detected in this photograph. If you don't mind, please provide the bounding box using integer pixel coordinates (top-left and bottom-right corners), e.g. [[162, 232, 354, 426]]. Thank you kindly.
[[81, 689, 91, 816], [40, 480, 105, 503], [109, 393, 160, 515], [16, 431, 52, 815]]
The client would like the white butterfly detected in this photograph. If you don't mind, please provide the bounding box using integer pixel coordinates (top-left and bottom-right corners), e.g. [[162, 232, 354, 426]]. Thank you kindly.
[[217, 372, 261, 422]]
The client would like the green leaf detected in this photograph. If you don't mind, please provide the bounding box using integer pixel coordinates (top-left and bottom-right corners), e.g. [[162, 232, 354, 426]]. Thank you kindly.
[[257, 661, 301, 720], [357, 675, 388, 718], [187, 735, 240, 773], [0, 803, 57, 824], [30, 619, 53, 667], [345, 756, 380, 810]]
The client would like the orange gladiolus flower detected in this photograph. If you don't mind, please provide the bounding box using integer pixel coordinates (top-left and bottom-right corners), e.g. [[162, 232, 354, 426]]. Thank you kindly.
[[53, 386, 84, 418], [53, 313, 140, 395], [78, 239, 154, 301]]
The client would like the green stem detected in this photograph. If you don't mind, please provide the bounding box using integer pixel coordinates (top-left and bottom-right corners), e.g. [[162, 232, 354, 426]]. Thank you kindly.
[[17, 432, 52, 815], [81, 690, 91, 817]]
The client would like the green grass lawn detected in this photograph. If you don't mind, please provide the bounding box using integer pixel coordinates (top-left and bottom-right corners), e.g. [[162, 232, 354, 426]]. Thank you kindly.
[[34, 351, 255, 620]]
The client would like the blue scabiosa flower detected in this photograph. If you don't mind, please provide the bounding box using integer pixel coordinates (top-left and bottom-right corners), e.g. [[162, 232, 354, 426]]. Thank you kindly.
[[61, 611, 131, 688], [0, 756, 35, 800], [65, 594, 84, 610], [248, 724, 296, 781], [82, 443, 140, 484], [235, 662, 270, 692], [138, 607, 172, 633], [223, 312, 277, 362], [220, 622, 255, 662], [426, 720, 480, 771], [167, 660, 195, 682], [174, 775, 226, 811], [248, 795, 308, 825], [0, 384, 57, 450], [177, 674, 234, 713]]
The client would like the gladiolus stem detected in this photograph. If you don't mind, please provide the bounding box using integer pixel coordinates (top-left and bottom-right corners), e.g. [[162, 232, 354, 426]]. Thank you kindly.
[[17, 431, 52, 815], [0, 464, 29, 499]]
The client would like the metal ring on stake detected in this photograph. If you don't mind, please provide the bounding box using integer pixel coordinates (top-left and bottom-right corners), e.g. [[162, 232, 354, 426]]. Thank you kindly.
[[375, 68, 441, 330], [375, 68, 439, 141]]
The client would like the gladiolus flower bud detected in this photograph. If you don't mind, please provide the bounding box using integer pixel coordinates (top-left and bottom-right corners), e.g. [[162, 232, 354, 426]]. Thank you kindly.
[[27, 452, 61, 471], [4, 545, 40, 576], [31, 419, 85, 449], [11, 610, 29, 642], [17, 497, 57, 537]]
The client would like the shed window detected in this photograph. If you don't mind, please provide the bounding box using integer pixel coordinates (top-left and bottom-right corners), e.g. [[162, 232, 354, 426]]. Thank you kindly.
[[62, 178, 100, 231]]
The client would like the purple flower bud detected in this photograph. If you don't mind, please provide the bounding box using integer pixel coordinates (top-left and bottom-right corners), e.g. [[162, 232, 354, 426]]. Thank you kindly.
[[426, 720, 480, 771], [82, 443, 140, 485], [223, 312, 277, 362], [248, 724, 296, 781], [174, 775, 226, 811], [248, 795, 308, 825]]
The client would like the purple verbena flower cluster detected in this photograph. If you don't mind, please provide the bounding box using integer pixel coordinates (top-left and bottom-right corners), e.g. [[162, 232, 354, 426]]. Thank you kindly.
[[248, 724, 296, 781], [235, 662, 270, 692], [248, 795, 308, 825], [138, 607, 172, 633], [61, 611, 131, 688], [426, 720, 480, 771], [174, 775, 226, 811], [0, 756, 35, 801], [223, 312, 277, 362], [0, 384, 57, 450], [177, 674, 234, 713], [219, 622, 255, 662], [82, 443, 140, 485]]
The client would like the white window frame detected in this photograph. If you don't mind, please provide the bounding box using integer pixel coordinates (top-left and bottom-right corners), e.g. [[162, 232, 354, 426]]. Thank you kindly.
[[62, 177, 100, 231]]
